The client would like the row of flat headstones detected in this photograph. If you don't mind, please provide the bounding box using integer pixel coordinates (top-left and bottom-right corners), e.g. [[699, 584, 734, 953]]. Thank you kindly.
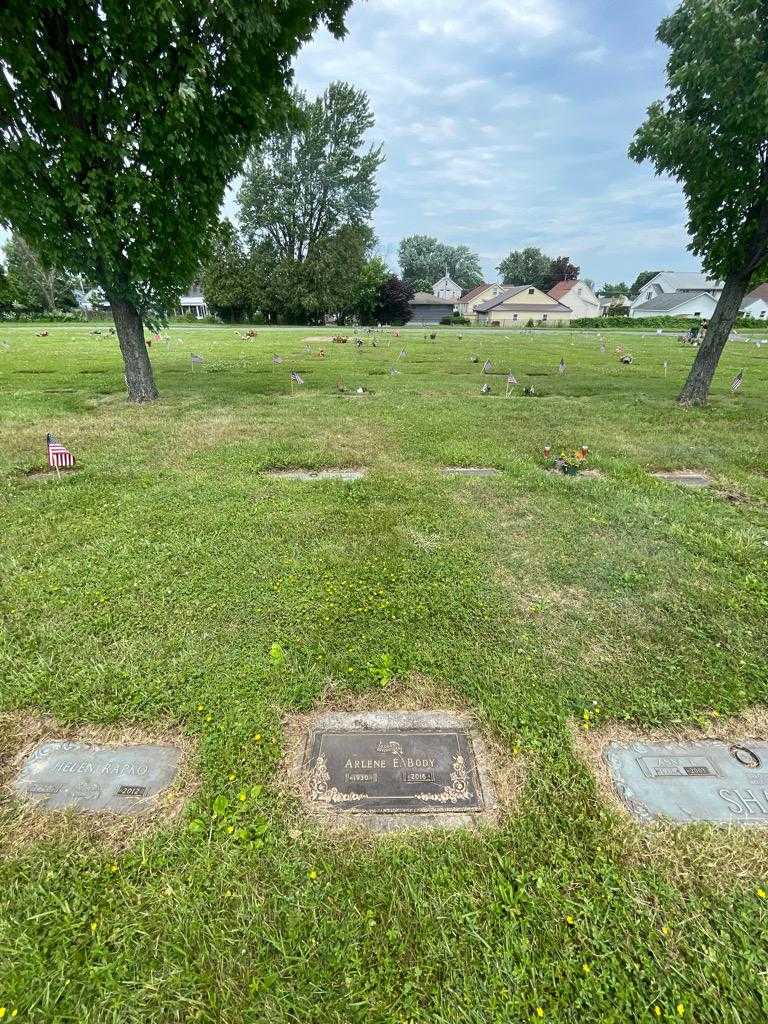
[[11, 716, 766, 826], [265, 468, 713, 485]]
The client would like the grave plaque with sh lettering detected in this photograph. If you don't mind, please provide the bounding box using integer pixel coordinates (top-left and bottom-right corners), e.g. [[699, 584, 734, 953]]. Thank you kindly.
[[305, 725, 483, 814], [12, 741, 180, 814], [605, 740, 768, 825]]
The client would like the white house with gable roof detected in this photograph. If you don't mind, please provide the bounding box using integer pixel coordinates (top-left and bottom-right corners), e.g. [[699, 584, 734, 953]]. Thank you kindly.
[[629, 272, 723, 319]]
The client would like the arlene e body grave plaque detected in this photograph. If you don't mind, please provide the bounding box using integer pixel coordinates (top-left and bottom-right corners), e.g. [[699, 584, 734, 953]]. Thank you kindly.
[[605, 739, 768, 825], [300, 712, 492, 830], [442, 467, 501, 478], [12, 741, 180, 815]]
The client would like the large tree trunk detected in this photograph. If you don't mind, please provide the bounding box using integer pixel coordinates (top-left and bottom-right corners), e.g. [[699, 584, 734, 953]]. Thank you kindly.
[[110, 297, 159, 402], [678, 271, 750, 405]]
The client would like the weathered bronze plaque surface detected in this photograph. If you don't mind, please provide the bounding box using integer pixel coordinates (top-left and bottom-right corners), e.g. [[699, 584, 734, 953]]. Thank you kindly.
[[12, 741, 180, 814], [606, 740, 768, 825], [305, 726, 483, 814]]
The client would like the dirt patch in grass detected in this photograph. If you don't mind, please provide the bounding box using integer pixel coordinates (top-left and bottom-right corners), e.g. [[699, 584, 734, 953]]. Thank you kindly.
[[280, 674, 522, 840], [21, 465, 81, 483], [572, 710, 768, 884], [0, 713, 198, 856]]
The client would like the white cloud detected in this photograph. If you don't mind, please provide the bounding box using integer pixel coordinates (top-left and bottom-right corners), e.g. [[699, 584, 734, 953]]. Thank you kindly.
[[575, 46, 607, 63]]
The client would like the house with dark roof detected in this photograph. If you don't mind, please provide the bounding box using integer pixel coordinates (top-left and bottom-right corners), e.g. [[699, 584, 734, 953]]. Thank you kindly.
[[629, 290, 719, 320], [548, 280, 600, 318], [629, 272, 723, 318], [408, 291, 456, 324], [741, 283, 768, 321], [473, 285, 573, 326]]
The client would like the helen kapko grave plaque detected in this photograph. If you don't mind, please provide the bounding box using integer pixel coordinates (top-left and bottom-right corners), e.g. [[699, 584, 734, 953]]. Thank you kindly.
[[12, 740, 180, 814], [606, 739, 768, 825], [299, 712, 494, 829]]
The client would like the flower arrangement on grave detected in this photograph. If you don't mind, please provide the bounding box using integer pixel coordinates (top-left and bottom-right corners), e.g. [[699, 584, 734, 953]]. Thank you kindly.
[[545, 444, 589, 475], [332, 335, 349, 344]]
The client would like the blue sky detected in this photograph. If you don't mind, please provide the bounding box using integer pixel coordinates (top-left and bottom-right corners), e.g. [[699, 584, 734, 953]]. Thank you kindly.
[[290, 0, 697, 288]]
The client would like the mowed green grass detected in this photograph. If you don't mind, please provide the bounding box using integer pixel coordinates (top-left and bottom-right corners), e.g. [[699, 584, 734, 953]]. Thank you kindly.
[[1, 322, 768, 1024]]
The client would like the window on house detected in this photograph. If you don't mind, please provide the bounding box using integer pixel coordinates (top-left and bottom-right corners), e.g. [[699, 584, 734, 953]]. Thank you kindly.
[[542, 313, 548, 321], [513, 314, 518, 321], [528, 288, 535, 294], [694, 312, 700, 317], [761, 310, 766, 318]]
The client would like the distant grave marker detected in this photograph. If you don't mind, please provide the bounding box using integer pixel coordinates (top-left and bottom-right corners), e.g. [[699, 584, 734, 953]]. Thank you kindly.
[[605, 739, 768, 825], [652, 470, 712, 488], [265, 468, 367, 482], [13, 741, 180, 814], [442, 467, 500, 477]]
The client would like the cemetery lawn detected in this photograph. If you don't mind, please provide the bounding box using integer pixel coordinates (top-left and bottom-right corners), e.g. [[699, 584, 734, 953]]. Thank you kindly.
[[2, 322, 768, 1024]]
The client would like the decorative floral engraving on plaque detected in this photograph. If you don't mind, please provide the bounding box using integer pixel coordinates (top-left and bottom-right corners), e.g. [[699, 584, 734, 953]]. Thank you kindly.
[[309, 754, 361, 804], [415, 754, 471, 804]]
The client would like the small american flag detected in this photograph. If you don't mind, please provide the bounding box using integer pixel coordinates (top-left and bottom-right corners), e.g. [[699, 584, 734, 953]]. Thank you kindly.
[[481, 382, 491, 394], [272, 354, 283, 365], [507, 374, 518, 386], [483, 359, 493, 374], [389, 367, 400, 375], [47, 433, 75, 469], [731, 370, 743, 393], [558, 358, 565, 375], [291, 371, 305, 385], [190, 353, 204, 365], [398, 349, 407, 359]]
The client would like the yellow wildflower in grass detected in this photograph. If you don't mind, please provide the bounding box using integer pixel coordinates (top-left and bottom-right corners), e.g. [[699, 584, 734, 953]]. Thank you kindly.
[[757, 887, 766, 899], [205, 714, 212, 723], [677, 1004, 685, 1016], [308, 870, 318, 880], [196, 704, 204, 712], [0, 1009, 6, 1020], [582, 964, 591, 974], [535, 1008, 544, 1019], [661, 926, 670, 936], [653, 1008, 661, 1018], [228, 773, 236, 782], [566, 915, 575, 925], [238, 792, 247, 802], [90, 922, 97, 934], [110, 863, 118, 873], [254, 734, 262, 742]]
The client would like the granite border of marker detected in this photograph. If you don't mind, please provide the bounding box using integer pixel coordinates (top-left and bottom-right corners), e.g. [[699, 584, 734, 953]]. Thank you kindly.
[[284, 709, 506, 834]]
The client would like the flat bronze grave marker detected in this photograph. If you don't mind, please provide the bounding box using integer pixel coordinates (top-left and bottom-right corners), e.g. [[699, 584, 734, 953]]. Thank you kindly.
[[12, 741, 180, 814], [605, 739, 768, 825], [442, 467, 500, 478], [652, 470, 712, 488], [303, 713, 485, 817], [266, 468, 366, 482]]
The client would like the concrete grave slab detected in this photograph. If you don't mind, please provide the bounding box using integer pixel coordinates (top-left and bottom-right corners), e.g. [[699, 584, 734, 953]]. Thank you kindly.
[[293, 711, 498, 833], [12, 741, 181, 815], [605, 739, 768, 825], [265, 468, 367, 482], [652, 470, 713, 488], [442, 467, 501, 478]]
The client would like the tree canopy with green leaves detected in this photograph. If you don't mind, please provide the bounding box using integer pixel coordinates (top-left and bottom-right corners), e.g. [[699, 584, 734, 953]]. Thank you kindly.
[[398, 236, 483, 293], [0, 0, 351, 400], [496, 247, 551, 289], [238, 82, 383, 263], [630, 0, 768, 404], [200, 221, 256, 323]]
